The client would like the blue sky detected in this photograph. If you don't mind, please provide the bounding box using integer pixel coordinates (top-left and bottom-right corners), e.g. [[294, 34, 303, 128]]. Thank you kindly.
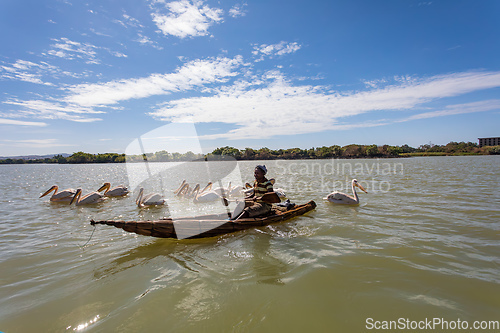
[[1, 0, 500, 156]]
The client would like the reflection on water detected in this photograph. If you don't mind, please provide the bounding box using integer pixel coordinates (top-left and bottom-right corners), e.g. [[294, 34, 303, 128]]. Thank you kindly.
[[0, 157, 499, 332]]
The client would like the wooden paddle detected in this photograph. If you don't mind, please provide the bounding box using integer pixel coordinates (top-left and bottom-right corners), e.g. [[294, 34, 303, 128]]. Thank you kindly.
[[257, 191, 281, 203]]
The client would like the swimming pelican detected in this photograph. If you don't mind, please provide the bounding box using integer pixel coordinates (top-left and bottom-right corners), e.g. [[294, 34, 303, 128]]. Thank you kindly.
[[70, 189, 106, 206], [136, 188, 165, 207], [39, 185, 76, 202], [211, 182, 231, 197], [324, 179, 367, 205], [173, 180, 186, 195], [192, 182, 224, 203], [228, 185, 245, 197], [97, 182, 129, 197]]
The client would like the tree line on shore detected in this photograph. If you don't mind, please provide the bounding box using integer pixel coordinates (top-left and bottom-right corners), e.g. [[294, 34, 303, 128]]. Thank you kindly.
[[1, 141, 498, 164]]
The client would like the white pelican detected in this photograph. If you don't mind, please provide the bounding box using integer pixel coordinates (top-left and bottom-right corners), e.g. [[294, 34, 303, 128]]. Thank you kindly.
[[228, 185, 245, 197], [70, 189, 106, 206], [324, 179, 367, 205], [40, 185, 76, 202], [97, 182, 129, 197], [211, 182, 231, 197], [173, 180, 186, 195], [192, 182, 224, 203], [136, 188, 166, 207]]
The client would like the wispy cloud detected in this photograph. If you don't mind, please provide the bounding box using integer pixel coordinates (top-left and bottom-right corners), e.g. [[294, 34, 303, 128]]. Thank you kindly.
[[151, 0, 224, 38], [3, 99, 104, 122], [229, 4, 247, 18], [252, 41, 301, 62], [0, 118, 48, 126], [0, 60, 61, 85], [42, 37, 127, 64], [149, 70, 500, 139], [43, 37, 100, 64], [113, 13, 145, 29], [0, 138, 73, 148], [398, 99, 500, 122], [1, 56, 243, 123], [64, 56, 244, 107], [135, 33, 163, 49]]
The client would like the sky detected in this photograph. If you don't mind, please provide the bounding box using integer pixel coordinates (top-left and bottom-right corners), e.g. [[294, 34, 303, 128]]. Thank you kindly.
[[1, 0, 500, 157]]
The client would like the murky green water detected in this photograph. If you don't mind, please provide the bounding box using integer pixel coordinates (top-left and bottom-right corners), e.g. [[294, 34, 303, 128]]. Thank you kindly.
[[0, 157, 499, 332]]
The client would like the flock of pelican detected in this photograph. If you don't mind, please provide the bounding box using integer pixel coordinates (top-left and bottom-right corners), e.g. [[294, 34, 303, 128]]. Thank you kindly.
[[39, 183, 166, 208], [40, 178, 369, 209], [173, 179, 287, 204]]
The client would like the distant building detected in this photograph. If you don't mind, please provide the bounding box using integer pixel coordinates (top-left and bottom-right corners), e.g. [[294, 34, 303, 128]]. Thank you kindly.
[[478, 137, 500, 147]]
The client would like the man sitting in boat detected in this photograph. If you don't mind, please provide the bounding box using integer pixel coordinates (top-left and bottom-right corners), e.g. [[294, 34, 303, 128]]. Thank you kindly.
[[235, 165, 277, 220]]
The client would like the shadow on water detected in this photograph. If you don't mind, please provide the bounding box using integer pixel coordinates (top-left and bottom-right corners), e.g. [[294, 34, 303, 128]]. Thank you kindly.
[[92, 222, 303, 287], [92, 237, 219, 279], [249, 231, 288, 286]]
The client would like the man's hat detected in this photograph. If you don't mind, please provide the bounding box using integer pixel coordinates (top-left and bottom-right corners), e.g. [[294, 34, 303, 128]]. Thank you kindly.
[[256, 165, 267, 174]]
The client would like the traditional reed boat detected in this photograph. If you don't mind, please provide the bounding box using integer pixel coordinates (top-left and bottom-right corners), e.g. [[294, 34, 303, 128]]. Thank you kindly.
[[90, 200, 316, 239]]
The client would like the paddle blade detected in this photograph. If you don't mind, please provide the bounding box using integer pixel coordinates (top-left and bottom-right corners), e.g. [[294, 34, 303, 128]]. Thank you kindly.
[[260, 192, 281, 204]]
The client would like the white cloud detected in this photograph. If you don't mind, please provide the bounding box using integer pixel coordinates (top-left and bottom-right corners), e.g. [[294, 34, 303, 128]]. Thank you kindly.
[[64, 56, 244, 107], [151, 0, 224, 38], [229, 4, 247, 18], [0, 118, 48, 126], [43, 37, 127, 64], [0, 60, 61, 85], [399, 99, 500, 122], [149, 70, 500, 140], [1, 56, 243, 123], [136, 33, 164, 49], [114, 13, 145, 29], [44, 38, 100, 64], [0, 138, 73, 148], [252, 42, 301, 62], [3, 99, 104, 122]]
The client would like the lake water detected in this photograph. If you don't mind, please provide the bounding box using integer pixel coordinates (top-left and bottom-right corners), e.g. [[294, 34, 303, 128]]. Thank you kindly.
[[0, 157, 499, 332]]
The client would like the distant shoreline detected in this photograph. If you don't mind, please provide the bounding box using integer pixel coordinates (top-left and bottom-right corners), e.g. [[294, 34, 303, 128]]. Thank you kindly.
[[1, 142, 498, 164]]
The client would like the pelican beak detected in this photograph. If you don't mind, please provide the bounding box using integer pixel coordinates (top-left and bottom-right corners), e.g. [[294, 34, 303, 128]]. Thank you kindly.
[[357, 183, 368, 193], [245, 182, 252, 189], [40, 185, 57, 198], [70, 189, 82, 205], [201, 182, 212, 193], [177, 183, 189, 196]]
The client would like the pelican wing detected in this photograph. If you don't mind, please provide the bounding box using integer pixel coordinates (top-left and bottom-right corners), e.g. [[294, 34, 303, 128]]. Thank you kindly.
[[325, 192, 357, 204], [51, 188, 76, 201], [193, 191, 221, 203], [105, 186, 129, 197], [142, 193, 165, 206], [79, 191, 105, 205]]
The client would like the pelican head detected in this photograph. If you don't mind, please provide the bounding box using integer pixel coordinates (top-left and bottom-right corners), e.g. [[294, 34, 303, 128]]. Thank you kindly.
[[201, 182, 213, 192], [70, 189, 83, 205], [136, 188, 144, 205], [40, 185, 58, 198], [97, 182, 111, 192], [352, 179, 368, 193]]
